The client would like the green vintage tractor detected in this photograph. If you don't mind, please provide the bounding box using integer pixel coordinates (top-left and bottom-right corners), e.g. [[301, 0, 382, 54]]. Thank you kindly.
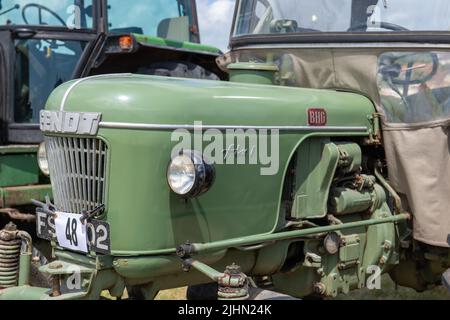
[[1, 0, 450, 300], [0, 0, 223, 282]]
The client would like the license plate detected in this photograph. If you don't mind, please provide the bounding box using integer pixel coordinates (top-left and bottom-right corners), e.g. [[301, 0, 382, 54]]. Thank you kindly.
[[55, 212, 88, 253], [36, 210, 111, 255]]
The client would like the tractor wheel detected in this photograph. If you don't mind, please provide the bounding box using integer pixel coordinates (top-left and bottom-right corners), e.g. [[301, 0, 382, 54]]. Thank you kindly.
[[137, 61, 220, 80]]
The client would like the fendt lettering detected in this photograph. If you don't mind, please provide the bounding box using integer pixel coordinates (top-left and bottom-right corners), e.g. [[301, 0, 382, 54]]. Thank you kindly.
[[40, 111, 102, 135]]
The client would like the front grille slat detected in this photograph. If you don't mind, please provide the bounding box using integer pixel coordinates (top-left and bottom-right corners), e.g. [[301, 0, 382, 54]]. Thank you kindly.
[[59, 137, 72, 212], [45, 136, 108, 214], [66, 138, 78, 213], [71, 138, 81, 213], [81, 138, 88, 212], [87, 140, 92, 211], [65, 137, 76, 213], [97, 140, 104, 204], [65, 138, 73, 212]]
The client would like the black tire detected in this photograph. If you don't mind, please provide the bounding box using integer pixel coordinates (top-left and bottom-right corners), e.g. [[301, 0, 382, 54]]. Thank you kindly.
[[137, 61, 219, 80], [186, 283, 218, 300], [126, 285, 147, 300]]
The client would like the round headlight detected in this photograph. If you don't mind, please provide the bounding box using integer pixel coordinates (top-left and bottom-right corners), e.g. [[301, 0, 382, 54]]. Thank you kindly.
[[37, 142, 50, 176], [167, 150, 214, 197]]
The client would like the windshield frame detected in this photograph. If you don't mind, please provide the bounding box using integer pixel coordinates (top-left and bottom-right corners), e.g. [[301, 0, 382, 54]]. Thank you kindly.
[[229, 0, 450, 49]]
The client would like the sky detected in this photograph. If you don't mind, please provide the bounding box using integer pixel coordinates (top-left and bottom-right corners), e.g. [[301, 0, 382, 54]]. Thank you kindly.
[[197, 0, 235, 52]]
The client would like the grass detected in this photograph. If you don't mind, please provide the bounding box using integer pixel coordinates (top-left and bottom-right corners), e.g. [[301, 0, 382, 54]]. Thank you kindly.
[[155, 287, 187, 300], [337, 275, 450, 300]]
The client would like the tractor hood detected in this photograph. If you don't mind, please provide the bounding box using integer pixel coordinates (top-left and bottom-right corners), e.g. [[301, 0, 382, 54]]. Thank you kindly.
[[45, 74, 373, 129]]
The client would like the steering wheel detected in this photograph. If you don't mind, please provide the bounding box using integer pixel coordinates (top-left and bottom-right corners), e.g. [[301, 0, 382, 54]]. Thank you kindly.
[[348, 21, 409, 32], [22, 4, 68, 49], [381, 53, 440, 86], [22, 3, 67, 27]]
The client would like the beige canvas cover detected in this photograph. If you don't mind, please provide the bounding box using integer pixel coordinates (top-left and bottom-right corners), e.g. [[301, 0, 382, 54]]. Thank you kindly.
[[383, 123, 450, 246], [219, 47, 450, 247]]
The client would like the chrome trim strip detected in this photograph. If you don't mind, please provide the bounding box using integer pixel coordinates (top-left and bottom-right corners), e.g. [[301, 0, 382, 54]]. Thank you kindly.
[[99, 122, 368, 132], [60, 78, 88, 111], [60, 74, 133, 111]]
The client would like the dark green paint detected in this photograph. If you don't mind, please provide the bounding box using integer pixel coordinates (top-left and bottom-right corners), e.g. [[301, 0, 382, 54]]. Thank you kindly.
[[0, 153, 39, 188]]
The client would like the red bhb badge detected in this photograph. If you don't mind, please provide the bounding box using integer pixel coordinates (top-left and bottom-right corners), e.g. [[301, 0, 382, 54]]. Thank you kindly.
[[308, 108, 327, 126]]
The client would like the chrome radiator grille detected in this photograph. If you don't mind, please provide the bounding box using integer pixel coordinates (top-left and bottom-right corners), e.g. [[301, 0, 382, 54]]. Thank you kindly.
[[45, 136, 108, 214]]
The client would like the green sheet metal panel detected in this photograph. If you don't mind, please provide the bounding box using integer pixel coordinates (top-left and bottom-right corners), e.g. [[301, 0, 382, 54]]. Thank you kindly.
[[0, 153, 39, 187]]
